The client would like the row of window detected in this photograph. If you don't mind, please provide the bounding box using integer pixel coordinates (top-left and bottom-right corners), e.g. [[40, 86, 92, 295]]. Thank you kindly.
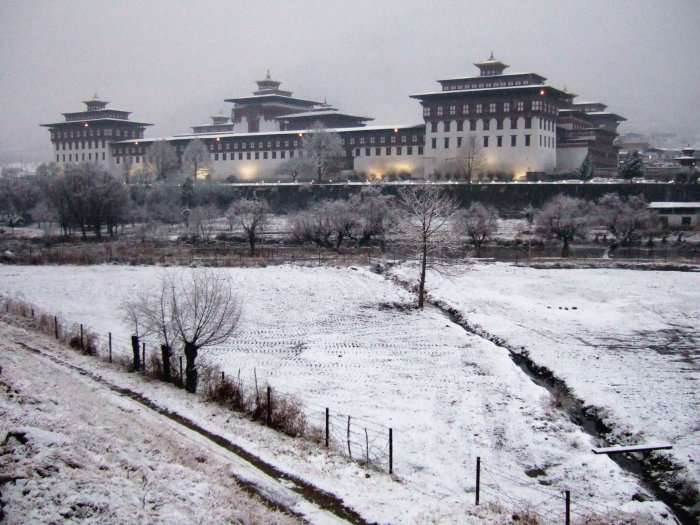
[[353, 146, 423, 157], [424, 100, 557, 118], [442, 78, 534, 91], [429, 117, 556, 133], [57, 152, 107, 162], [57, 140, 107, 150], [430, 134, 556, 149], [53, 128, 140, 139]]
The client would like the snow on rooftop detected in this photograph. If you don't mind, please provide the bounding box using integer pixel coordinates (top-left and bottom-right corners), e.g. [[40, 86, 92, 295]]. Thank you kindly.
[[274, 109, 372, 120], [117, 123, 424, 143], [648, 202, 700, 208], [410, 84, 568, 98]]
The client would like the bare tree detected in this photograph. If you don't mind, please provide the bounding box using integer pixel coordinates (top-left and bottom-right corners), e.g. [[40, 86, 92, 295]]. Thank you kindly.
[[301, 125, 346, 183], [289, 203, 335, 248], [457, 136, 486, 182], [189, 205, 219, 242], [396, 186, 459, 308], [275, 155, 315, 183], [596, 193, 657, 246], [228, 197, 270, 255], [147, 140, 179, 181], [453, 202, 499, 252], [349, 187, 396, 249], [534, 194, 592, 257], [182, 139, 210, 182], [123, 278, 178, 380], [47, 164, 128, 239], [170, 270, 242, 393]]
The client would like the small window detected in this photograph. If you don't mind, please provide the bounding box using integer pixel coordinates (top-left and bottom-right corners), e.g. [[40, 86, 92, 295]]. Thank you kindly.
[[483, 119, 490, 131], [407, 146, 413, 155], [475, 104, 482, 114], [525, 117, 532, 129], [444, 137, 449, 149], [511, 118, 518, 130], [444, 121, 451, 132], [366, 147, 371, 156], [511, 135, 517, 147], [497, 136, 503, 147], [431, 122, 438, 133], [470, 120, 477, 131], [457, 137, 463, 148], [376, 147, 381, 156], [462, 104, 469, 114], [489, 103, 496, 113], [457, 120, 464, 132], [483, 136, 489, 148], [449, 105, 456, 115], [503, 102, 510, 112], [423, 107, 431, 117], [386, 146, 391, 155], [525, 135, 531, 147], [437, 106, 444, 116], [431, 138, 437, 149]]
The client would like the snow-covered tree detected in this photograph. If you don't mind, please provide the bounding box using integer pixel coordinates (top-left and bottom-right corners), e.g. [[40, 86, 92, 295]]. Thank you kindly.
[[396, 186, 459, 308], [301, 125, 346, 183], [349, 187, 396, 249], [596, 193, 657, 246], [228, 197, 270, 255], [453, 202, 499, 251], [457, 136, 486, 182], [147, 140, 179, 181], [182, 139, 210, 182], [534, 194, 592, 257]]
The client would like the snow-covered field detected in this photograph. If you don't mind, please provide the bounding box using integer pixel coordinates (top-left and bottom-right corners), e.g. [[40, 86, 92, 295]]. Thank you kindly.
[[391, 262, 700, 486], [0, 324, 301, 525], [0, 263, 684, 523]]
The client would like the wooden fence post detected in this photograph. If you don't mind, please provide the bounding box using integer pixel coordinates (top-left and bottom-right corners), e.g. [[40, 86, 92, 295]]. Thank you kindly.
[[565, 490, 570, 525], [108, 332, 112, 363], [179, 356, 183, 386], [131, 335, 140, 371], [476, 456, 481, 505], [389, 428, 393, 475], [142, 342, 146, 372], [325, 408, 329, 448], [80, 324, 84, 351], [54, 316, 59, 339], [347, 416, 352, 459], [266, 386, 272, 426]]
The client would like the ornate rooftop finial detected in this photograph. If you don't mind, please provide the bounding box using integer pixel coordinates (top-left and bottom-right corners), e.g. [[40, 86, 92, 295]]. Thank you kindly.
[[489, 51, 494, 61], [266, 69, 271, 80]]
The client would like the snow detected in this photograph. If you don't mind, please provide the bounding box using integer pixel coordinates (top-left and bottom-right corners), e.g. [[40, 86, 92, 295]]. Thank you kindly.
[[648, 202, 700, 209], [390, 261, 700, 486], [0, 329, 302, 525], [0, 263, 683, 524]]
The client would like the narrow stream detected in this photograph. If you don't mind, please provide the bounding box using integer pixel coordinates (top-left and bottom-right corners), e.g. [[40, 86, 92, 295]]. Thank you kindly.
[[382, 269, 696, 525], [437, 298, 696, 525]]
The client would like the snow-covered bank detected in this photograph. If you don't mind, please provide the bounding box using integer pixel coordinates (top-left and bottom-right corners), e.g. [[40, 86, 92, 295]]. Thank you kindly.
[[0, 264, 678, 523], [0, 326, 301, 525], [390, 262, 700, 487]]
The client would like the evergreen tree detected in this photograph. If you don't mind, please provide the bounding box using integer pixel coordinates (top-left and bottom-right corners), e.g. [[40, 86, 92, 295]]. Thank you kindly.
[[579, 153, 594, 181], [619, 151, 643, 180]]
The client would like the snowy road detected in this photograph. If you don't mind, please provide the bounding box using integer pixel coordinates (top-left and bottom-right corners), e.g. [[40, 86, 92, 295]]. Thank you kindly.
[[0, 321, 355, 525]]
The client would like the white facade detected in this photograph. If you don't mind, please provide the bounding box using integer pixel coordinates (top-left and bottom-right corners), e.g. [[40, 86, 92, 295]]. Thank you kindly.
[[423, 116, 556, 178]]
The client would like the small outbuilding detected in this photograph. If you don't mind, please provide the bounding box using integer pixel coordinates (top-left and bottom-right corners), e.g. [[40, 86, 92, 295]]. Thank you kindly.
[[649, 202, 700, 229]]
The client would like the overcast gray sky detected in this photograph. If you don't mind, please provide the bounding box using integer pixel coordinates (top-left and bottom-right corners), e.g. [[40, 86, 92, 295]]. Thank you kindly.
[[1, 0, 699, 163]]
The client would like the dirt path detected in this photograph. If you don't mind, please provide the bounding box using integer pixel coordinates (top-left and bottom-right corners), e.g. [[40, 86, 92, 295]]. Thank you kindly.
[[0, 326, 369, 525]]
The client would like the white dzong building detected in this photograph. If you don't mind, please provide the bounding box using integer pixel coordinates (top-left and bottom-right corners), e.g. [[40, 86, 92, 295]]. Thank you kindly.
[[42, 57, 625, 181]]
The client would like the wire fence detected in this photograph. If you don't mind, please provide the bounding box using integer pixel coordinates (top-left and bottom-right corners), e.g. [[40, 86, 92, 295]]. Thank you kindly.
[[1, 295, 674, 522]]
